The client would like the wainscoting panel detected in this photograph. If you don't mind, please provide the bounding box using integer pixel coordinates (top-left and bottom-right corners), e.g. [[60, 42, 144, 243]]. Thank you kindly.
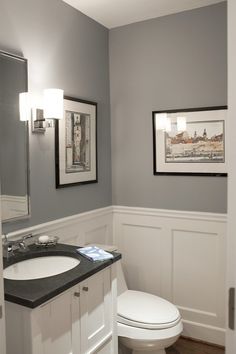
[[121, 224, 163, 296], [4, 205, 226, 345], [113, 206, 227, 346], [6, 206, 113, 248]]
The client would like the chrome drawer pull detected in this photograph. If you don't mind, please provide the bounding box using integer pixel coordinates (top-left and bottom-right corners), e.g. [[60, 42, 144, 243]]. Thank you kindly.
[[83, 286, 89, 292], [74, 292, 80, 297]]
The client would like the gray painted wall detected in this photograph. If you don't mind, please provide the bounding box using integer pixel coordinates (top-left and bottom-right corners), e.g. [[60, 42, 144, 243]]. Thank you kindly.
[[0, 0, 111, 232], [109, 2, 227, 213]]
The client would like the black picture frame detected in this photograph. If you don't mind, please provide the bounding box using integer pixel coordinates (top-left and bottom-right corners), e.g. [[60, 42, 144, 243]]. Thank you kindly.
[[152, 106, 227, 177], [55, 96, 98, 188]]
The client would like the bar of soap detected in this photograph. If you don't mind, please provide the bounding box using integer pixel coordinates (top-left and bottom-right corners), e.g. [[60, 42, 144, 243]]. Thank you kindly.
[[38, 235, 50, 244]]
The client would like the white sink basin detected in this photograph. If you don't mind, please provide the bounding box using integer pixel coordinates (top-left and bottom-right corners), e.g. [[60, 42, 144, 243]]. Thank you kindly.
[[4, 256, 80, 280]]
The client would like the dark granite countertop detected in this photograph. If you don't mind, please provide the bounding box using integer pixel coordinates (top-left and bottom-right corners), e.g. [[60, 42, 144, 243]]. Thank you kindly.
[[3, 243, 121, 309]]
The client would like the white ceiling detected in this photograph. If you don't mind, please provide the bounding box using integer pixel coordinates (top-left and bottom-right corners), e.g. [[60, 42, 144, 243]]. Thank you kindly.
[[62, 0, 225, 29]]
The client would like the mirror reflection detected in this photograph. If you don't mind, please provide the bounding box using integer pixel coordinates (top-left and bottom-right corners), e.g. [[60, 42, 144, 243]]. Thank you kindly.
[[0, 50, 30, 222]]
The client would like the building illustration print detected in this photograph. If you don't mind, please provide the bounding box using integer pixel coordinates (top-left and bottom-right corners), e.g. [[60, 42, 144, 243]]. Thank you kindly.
[[165, 120, 224, 163], [65, 110, 91, 173]]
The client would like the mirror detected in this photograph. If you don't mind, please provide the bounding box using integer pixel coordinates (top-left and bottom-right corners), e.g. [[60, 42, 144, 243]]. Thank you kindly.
[[0, 50, 30, 222]]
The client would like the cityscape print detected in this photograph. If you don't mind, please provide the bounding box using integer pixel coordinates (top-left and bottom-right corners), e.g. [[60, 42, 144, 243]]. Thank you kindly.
[[165, 120, 224, 163]]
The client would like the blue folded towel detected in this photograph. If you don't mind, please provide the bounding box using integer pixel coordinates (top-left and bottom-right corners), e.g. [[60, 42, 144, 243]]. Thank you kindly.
[[77, 246, 114, 262]]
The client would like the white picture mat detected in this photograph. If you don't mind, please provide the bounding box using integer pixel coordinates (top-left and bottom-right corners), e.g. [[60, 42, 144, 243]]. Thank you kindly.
[[154, 109, 227, 174], [59, 99, 96, 185]]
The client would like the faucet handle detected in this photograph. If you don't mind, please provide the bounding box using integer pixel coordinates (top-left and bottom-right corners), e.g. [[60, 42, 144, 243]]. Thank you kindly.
[[22, 233, 33, 241], [7, 244, 13, 252], [2, 235, 16, 258]]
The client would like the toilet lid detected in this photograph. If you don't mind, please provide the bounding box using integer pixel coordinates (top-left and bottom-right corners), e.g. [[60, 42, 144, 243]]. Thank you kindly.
[[117, 290, 181, 330]]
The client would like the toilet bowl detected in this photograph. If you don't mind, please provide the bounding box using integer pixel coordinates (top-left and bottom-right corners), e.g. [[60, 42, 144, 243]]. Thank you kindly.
[[117, 289, 182, 354], [87, 244, 183, 354]]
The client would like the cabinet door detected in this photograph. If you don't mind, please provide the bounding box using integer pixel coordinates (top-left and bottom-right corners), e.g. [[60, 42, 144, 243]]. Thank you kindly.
[[40, 285, 80, 354], [80, 268, 112, 353]]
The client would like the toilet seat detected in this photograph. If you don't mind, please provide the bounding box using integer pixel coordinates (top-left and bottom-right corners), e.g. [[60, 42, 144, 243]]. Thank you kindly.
[[117, 290, 181, 330], [118, 321, 183, 342], [117, 315, 181, 330]]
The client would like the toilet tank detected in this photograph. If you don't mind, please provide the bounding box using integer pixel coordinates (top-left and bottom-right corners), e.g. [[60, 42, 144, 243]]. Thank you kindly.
[[86, 243, 128, 295]]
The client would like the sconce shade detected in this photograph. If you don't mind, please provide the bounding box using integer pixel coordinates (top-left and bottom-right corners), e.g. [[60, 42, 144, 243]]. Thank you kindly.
[[43, 88, 64, 119], [155, 113, 168, 131], [19, 92, 31, 121], [177, 116, 187, 132], [165, 117, 171, 133]]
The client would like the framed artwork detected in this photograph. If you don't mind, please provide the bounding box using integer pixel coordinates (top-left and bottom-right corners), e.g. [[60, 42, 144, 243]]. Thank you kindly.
[[152, 106, 227, 176], [55, 96, 97, 188]]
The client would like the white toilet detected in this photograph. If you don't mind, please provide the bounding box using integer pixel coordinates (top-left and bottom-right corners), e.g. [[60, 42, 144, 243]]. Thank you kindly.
[[88, 244, 183, 354]]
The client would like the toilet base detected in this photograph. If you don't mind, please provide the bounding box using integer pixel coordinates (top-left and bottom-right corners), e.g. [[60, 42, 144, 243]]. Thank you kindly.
[[119, 344, 166, 354]]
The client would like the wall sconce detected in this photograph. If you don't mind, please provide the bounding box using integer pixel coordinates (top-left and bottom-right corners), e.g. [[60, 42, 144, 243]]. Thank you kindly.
[[43, 89, 64, 120], [155, 112, 187, 134], [165, 117, 171, 133], [155, 113, 171, 132], [19, 92, 31, 122], [19, 88, 64, 133], [155, 113, 167, 131], [177, 116, 187, 132]]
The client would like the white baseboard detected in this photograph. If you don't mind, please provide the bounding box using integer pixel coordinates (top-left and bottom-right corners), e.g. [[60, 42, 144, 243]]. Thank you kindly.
[[182, 320, 225, 346]]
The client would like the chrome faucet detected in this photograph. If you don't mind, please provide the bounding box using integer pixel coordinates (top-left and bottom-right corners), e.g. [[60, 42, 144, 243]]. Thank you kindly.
[[18, 234, 33, 251], [2, 233, 33, 259]]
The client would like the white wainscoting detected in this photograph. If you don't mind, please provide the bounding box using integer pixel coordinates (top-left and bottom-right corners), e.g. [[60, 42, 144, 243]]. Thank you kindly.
[[4, 205, 227, 345], [113, 206, 227, 346], [6, 206, 113, 247]]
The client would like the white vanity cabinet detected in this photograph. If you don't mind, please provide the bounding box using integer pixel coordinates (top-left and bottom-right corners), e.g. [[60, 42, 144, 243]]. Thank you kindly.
[[80, 268, 113, 353], [5, 265, 118, 354]]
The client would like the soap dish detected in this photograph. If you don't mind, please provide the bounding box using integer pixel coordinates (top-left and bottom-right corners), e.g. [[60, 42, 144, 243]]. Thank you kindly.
[[35, 236, 59, 247]]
